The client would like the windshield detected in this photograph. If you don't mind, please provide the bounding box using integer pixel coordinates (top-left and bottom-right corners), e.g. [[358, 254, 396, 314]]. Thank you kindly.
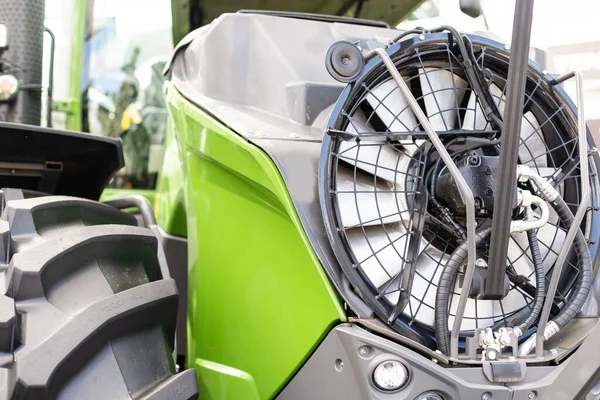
[[82, 0, 173, 189]]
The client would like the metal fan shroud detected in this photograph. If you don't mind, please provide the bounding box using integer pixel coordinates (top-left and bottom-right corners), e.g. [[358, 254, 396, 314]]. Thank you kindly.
[[320, 33, 600, 343]]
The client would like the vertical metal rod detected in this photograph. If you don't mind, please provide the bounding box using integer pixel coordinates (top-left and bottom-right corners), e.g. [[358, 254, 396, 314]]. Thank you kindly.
[[44, 27, 55, 128], [536, 71, 589, 356], [370, 48, 476, 359], [484, 0, 535, 299]]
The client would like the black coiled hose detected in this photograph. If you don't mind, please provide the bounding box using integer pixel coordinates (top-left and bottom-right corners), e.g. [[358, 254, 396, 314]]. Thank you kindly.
[[516, 229, 545, 332], [550, 196, 593, 329], [434, 196, 592, 355], [434, 227, 491, 355]]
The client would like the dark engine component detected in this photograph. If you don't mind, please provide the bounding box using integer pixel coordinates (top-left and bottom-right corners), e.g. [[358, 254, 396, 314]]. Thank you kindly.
[[435, 154, 516, 217]]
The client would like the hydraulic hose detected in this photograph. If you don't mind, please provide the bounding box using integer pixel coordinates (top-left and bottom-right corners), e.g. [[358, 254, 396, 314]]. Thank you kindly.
[[435, 195, 592, 355], [435, 227, 492, 355], [516, 229, 545, 333], [548, 195, 592, 330]]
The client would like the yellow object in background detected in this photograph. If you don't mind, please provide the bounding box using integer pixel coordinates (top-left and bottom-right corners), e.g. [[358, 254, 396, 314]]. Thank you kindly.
[[121, 102, 142, 131]]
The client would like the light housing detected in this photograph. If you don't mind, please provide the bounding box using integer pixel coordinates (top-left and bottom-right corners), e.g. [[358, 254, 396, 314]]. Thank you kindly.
[[372, 360, 409, 392]]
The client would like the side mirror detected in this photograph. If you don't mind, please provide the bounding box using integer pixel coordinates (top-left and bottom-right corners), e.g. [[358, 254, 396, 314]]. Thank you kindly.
[[460, 0, 482, 18]]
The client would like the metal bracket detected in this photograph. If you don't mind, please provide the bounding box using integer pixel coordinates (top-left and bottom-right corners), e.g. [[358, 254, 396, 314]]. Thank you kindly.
[[482, 359, 527, 383]]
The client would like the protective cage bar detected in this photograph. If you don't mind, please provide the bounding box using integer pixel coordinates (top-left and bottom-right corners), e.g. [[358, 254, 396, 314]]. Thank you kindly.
[[321, 27, 599, 365], [360, 48, 592, 362], [535, 71, 590, 357]]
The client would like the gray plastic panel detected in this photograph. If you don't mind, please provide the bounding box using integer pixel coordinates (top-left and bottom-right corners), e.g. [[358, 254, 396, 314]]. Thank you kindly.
[[277, 324, 590, 400]]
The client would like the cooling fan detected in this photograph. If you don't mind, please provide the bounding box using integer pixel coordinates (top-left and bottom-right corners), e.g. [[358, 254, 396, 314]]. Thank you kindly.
[[320, 32, 600, 352]]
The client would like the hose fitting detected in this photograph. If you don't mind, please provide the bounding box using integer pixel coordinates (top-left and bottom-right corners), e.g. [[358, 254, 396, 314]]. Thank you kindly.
[[517, 165, 560, 202]]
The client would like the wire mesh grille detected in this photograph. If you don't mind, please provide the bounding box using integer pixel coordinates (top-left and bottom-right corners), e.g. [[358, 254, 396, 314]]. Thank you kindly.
[[323, 37, 591, 337]]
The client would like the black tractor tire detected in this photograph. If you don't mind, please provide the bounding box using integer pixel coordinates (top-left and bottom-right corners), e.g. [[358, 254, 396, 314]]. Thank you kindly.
[[0, 189, 198, 400]]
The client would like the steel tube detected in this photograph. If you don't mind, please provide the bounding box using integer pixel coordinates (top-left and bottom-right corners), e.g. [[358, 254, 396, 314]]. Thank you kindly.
[[535, 71, 589, 357], [370, 48, 476, 359]]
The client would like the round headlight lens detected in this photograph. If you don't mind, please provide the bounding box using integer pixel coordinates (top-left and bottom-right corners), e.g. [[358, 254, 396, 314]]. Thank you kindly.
[[372, 360, 408, 392]]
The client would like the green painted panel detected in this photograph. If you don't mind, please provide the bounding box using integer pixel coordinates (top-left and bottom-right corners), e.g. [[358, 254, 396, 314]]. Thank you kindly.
[[155, 116, 188, 237], [100, 188, 156, 205], [165, 83, 345, 399], [67, 0, 85, 132]]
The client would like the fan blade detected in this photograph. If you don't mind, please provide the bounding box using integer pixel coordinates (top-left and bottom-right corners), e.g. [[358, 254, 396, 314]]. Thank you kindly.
[[419, 68, 467, 131], [519, 111, 547, 167], [461, 83, 505, 130], [336, 166, 411, 228], [461, 91, 488, 130], [346, 225, 410, 290], [490, 83, 506, 114], [338, 139, 417, 185], [344, 108, 372, 136], [366, 79, 419, 133], [338, 109, 408, 182]]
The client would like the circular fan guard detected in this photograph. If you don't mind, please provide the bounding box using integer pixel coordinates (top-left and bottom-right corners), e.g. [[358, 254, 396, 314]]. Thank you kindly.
[[320, 33, 600, 347]]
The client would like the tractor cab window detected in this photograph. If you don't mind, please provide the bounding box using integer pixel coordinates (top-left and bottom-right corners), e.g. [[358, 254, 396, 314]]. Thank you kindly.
[[82, 0, 173, 189]]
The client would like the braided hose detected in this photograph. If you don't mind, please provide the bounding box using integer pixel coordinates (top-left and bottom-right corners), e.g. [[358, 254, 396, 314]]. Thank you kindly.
[[435, 194, 592, 354]]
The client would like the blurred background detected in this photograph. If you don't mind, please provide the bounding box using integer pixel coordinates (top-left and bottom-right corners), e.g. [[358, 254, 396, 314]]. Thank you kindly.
[[41, 0, 600, 189]]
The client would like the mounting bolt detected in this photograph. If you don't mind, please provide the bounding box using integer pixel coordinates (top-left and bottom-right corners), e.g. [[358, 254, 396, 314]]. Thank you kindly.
[[542, 70, 548, 76], [358, 346, 370, 357], [476, 258, 487, 268], [528, 392, 537, 400], [482, 392, 493, 400], [499, 333, 511, 347], [419, 34, 425, 40], [487, 349, 497, 360]]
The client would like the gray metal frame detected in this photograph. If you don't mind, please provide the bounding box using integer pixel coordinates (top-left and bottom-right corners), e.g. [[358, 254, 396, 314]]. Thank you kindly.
[[278, 323, 596, 400]]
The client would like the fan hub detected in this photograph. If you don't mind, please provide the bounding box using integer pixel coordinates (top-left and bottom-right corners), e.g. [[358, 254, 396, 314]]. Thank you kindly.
[[435, 154, 517, 217]]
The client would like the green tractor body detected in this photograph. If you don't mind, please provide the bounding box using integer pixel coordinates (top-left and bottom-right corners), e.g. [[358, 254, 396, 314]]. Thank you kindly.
[[160, 8, 600, 400], [4, 0, 600, 399], [159, 14, 407, 397]]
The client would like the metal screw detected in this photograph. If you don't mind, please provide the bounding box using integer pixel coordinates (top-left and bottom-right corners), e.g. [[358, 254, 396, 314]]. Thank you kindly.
[[358, 346, 369, 357], [542, 70, 548, 76], [476, 258, 487, 268], [419, 34, 425, 40], [487, 349, 497, 360], [528, 392, 537, 400], [499, 334, 511, 347], [482, 392, 492, 400], [341, 56, 350, 65]]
